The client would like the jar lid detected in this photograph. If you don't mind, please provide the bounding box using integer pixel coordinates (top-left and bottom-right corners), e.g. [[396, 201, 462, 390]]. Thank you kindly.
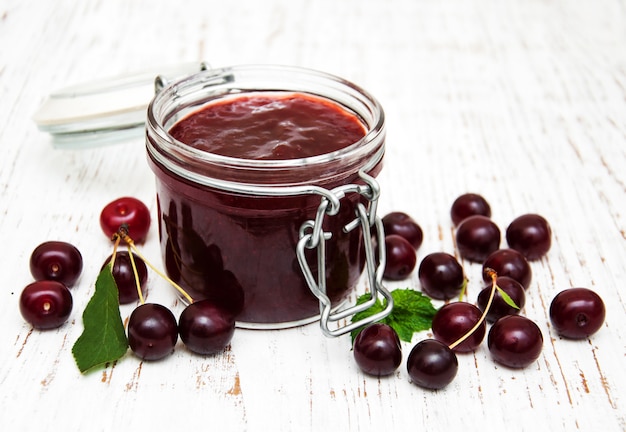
[[33, 62, 208, 148]]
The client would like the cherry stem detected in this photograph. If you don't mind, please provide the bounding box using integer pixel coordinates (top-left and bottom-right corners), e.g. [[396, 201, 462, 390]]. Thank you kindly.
[[114, 227, 195, 305], [110, 233, 121, 268], [448, 268, 498, 350], [126, 246, 145, 304]]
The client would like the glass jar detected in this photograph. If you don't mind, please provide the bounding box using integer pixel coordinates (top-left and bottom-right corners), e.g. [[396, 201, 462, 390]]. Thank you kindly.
[[146, 65, 386, 330]]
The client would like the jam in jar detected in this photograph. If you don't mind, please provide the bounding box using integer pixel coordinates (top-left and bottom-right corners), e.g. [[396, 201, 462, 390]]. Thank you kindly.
[[146, 65, 385, 329]]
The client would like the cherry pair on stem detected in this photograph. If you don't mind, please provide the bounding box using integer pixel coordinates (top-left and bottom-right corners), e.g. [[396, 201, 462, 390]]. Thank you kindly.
[[110, 226, 234, 360]]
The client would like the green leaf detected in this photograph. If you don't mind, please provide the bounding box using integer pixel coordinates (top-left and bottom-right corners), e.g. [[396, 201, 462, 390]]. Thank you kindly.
[[350, 288, 438, 344], [496, 285, 521, 310], [72, 266, 128, 373]]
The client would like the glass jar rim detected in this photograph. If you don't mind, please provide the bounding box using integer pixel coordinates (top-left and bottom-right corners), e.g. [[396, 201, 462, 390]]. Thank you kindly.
[[146, 64, 386, 189]]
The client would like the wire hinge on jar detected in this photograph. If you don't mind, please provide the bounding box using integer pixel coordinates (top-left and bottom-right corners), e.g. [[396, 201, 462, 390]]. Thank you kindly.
[[296, 171, 393, 337]]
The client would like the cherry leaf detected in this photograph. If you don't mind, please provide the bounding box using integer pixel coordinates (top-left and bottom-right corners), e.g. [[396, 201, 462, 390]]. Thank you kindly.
[[496, 285, 521, 310], [72, 265, 128, 373]]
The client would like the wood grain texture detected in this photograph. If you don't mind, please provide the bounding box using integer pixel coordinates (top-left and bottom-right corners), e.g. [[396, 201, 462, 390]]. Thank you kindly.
[[1, 0, 624, 431]]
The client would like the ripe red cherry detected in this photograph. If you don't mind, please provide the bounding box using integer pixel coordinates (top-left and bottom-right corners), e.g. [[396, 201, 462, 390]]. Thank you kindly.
[[19, 280, 73, 330], [488, 315, 543, 368], [482, 248, 532, 290], [477, 276, 526, 322], [506, 213, 552, 260], [455, 215, 501, 262], [407, 339, 458, 389], [549, 288, 605, 339], [431, 302, 486, 353], [450, 193, 491, 226], [178, 300, 236, 355], [383, 235, 417, 280], [418, 252, 465, 300], [100, 197, 151, 243], [382, 212, 423, 250], [29, 241, 83, 287], [353, 323, 402, 376], [101, 251, 148, 304], [127, 303, 178, 361]]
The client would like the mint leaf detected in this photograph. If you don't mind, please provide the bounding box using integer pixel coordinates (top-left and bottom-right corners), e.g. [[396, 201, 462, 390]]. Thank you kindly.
[[350, 288, 438, 344], [350, 295, 386, 342], [385, 289, 439, 341], [72, 266, 128, 373]]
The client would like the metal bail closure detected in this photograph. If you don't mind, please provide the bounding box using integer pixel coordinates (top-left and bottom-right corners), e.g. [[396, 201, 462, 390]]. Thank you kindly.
[[296, 171, 393, 337]]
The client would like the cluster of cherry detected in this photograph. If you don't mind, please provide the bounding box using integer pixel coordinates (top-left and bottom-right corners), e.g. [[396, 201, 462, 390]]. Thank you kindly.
[[351, 193, 606, 390]]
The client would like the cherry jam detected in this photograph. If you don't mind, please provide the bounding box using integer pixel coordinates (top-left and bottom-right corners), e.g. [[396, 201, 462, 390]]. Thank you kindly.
[[146, 65, 385, 328], [168, 92, 367, 160]]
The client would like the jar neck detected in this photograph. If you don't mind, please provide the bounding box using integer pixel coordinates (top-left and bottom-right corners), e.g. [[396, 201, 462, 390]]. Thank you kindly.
[[146, 65, 386, 192]]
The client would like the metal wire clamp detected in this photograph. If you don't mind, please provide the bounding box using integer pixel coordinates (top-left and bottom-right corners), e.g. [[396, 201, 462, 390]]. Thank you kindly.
[[296, 171, 393, 337]]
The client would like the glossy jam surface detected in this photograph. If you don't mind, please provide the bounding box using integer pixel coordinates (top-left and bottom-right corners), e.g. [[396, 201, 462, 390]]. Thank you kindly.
[[169, 92, 367, 160], [153, 92, 375, 326]]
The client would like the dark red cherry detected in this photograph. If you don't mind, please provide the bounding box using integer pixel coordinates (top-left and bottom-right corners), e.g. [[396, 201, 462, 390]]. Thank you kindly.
[[178, 300, 236, 355], [450, 193, 491, 226], [382, 212, 423, 250], [383, 235, 417, 280], [418, 252, 465, 300], [477, 276, 526, 322], [19, 280, 73, 330], [29, 241, 83, 287], [407, 339, 458, 389], [549, 288, 605, 339], [456, 215, 501, 262], [488, 315, 543, 368], [506, 214, 551, 260], [431, 302, 486, 353], [101, 251, 148, 304], [127, 303, 178, 361], [482, 248, 532, 289], [353, 323, 402, 376]]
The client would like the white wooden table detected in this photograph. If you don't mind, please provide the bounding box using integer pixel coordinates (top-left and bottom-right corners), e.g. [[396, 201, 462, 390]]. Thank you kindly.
[[1, 0, 624, 431]]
